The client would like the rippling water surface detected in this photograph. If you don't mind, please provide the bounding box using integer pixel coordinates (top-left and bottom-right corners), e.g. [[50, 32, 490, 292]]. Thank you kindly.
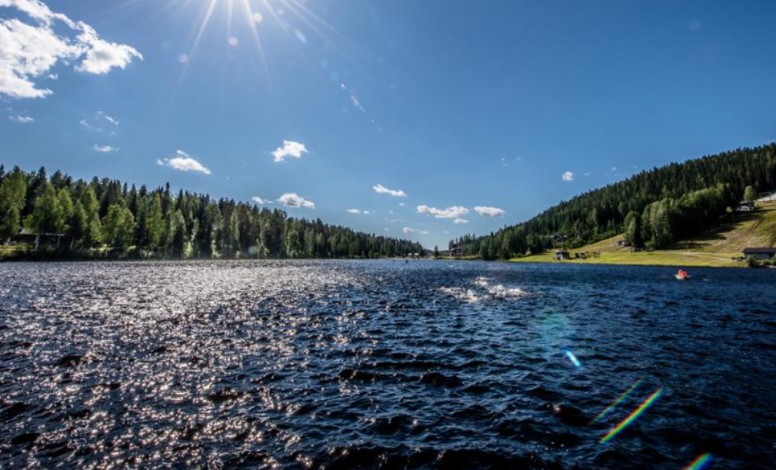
[[1, 260, 774, 468]]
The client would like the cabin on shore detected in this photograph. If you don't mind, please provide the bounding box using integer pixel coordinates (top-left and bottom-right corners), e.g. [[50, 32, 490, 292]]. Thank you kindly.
[[555, 249, 571, 260], [736, 201, 755, 212], [743, 247, 776, 260], [449, 243, 472, 258], [12, 228, 68, 249]]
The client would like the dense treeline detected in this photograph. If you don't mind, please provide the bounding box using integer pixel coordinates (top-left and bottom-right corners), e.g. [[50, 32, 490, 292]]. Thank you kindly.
[[451, 144, 776, 259], [0, 166, 424, 259]]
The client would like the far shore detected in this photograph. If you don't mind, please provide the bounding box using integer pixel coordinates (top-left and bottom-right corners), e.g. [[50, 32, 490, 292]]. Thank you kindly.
[[507, 250, 744, 268]]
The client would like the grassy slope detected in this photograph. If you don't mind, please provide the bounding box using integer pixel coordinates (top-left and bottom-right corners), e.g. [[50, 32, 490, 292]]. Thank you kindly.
[[510, 200, 776, 267]]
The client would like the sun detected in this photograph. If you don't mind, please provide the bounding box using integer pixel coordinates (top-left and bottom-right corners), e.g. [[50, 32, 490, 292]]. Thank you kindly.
[[182, 0, 338, 60]]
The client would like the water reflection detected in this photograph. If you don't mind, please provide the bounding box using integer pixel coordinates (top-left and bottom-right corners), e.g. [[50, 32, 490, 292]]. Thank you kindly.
[[0, 261, 773, 468]]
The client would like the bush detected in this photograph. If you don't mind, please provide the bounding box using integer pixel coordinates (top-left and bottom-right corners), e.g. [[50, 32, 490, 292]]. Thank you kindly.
[[746, 256, 762, 268]]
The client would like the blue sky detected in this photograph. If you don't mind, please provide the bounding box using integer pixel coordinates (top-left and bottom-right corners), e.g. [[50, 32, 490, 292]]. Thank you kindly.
[[2, 0, 775, 248]]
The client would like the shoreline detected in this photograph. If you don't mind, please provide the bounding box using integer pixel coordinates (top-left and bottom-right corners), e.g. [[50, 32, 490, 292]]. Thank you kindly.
[[507, 250, 745, 268]]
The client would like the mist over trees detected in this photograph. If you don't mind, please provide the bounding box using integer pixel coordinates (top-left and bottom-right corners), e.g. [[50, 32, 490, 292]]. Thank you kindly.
[[0, 166, 423, 259], [450, 144, 776, 259]]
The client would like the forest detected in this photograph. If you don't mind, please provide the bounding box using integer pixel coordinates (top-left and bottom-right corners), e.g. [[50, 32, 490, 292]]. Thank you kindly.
[[0, 166, 424, 259], [450, 144, 776, 260]]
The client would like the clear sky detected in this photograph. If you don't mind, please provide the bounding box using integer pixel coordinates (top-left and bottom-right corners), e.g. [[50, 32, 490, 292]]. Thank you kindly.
[[2, 0, 775, 249]]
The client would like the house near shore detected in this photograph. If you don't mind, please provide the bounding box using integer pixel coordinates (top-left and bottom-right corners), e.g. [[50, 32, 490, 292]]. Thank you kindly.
[[743, 247, 776, 260], [736, 201, 755, 212], [12, 228, 68, 249], [449, 243, 472, 258], [555, 249, 571, 260]]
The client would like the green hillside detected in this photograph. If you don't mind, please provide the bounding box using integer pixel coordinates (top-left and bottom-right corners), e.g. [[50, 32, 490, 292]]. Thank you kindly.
[[450, 144, 776, 260], [510, 200, 776, 267]]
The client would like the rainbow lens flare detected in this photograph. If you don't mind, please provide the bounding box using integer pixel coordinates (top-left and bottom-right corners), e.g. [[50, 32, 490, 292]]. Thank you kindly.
[[683, 453, 712, 470], [600, 387, 663, 444], [590, 376, 645, 424]]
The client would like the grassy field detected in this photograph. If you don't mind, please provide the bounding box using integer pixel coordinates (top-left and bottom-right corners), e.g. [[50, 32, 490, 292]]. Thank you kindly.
[[509, 200, 776, 268]]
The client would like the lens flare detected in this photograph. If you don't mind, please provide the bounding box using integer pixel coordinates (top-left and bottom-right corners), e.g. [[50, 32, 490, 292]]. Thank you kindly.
[[600, 387, 663, 444], [590, 376, 644, 424], [684, 453, 712, 470], [565, 350, 581, 368]]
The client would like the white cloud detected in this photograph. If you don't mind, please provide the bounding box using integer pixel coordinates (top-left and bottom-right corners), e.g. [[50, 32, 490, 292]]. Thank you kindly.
[[252, 196, 271, 205], [75, 23, 143, 74], [346, 209, 361, 214], [398, 202, 406, 207], [474, 206, 506, 217], [417, 204, 469, 219], [9, 114, 33, 123], [157, 150, 211, 175], [93, 144, 117, 153], [227, 36, 239, 47], [453, 218, 468, 224], [562, 171, 574, 182], [277, 192, 315, 209], [403, 227, 429, 235], [272, 140, 307, 162], [373, 184, 407, 198], [0, 0, 141, 99]]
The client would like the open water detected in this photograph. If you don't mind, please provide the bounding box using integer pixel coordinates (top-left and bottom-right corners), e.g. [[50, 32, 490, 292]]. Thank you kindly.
[[0, 260, 774, 468]]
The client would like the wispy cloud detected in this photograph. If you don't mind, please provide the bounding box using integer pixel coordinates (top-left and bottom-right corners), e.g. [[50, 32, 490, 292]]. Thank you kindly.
[[346, 209, 361, 214], [157, 149, 211, 175], [403, 227, 429, 235], [80, 111, 119, 132], [272, 140, 307, 162], [227, 36, 239, 47], [101, 112, 118, 126], [93, 144, 118, 153], [562, 171, 574, 182], [277, 193, 315, 209], [0, 0, 141, 99], [453, 218, 468, 224], [9, 114, 33, 123], [417, 204, 469, 219], [373, 184, 407, 198], [252, 196, 271, 205], [474, 206, 506, 217]]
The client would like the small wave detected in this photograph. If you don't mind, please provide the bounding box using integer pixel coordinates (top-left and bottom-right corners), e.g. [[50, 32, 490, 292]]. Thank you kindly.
[[438, 287, 482, 303], [438, 280, 528, 303]]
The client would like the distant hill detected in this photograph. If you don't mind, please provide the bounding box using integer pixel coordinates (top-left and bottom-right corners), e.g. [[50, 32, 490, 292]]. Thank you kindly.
[[451, 144, 776, 260]]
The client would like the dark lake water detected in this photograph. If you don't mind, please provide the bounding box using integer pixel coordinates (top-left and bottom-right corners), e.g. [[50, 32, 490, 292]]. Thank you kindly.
[[1, 260, 774, 468]]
